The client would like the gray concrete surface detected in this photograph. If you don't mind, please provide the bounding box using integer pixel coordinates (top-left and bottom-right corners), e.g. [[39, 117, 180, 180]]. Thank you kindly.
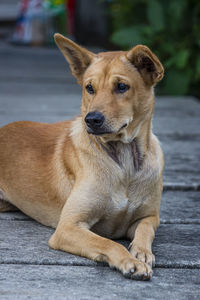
[[0, 42, 200, 299]]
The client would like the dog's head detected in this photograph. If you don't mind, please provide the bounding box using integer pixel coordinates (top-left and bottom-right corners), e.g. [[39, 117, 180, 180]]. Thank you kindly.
[[55, 34, 164, 143]]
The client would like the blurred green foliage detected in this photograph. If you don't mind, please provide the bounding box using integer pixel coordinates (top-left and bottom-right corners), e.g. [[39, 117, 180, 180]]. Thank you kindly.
[[107, 0, 200, 97]]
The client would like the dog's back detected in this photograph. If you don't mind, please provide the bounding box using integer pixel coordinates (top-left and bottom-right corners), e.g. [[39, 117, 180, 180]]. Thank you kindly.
[[0, 121, 74, 226]]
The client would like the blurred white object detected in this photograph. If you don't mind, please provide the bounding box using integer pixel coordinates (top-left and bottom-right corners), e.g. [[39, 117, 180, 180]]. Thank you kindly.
[[12, 0, 67, 45]]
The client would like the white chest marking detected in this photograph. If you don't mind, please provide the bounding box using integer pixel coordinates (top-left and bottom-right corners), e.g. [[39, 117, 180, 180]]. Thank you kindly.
[[112, 193, 135, 216]]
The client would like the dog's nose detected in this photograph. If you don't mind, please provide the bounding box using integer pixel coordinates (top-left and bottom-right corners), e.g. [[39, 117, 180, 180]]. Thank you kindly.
[[85, 111, 105, 129]]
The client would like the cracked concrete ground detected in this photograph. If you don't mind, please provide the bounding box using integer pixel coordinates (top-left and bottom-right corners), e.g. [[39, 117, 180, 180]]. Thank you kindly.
[[0, 42, 199, 299]]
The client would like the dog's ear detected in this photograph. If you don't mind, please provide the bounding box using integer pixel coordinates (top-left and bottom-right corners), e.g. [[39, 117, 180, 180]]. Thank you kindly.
[[127, 45, 164, 86], [54, 33, 95, 83]]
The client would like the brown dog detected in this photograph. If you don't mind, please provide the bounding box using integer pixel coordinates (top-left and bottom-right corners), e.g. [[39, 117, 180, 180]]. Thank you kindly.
[[0, 34, 164, 280]]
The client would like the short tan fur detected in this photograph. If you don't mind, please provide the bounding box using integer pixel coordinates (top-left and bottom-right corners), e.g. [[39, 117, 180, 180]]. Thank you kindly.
[[0, 34, 164, 280]]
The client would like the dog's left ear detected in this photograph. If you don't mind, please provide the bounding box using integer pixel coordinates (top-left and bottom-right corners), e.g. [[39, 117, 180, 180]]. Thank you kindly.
[[127, 45, 164, 86], [54, 33, 95, 83]]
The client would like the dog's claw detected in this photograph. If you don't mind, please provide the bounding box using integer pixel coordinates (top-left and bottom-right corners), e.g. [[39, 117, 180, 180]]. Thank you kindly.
[[121, 257, 152, 280], [124, 270, 152, 281]]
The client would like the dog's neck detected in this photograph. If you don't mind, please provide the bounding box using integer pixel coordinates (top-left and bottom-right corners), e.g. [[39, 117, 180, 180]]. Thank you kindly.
[[96, 118, 152, 172], [101, 138, 142, 172], [131, 138, 142, 172]]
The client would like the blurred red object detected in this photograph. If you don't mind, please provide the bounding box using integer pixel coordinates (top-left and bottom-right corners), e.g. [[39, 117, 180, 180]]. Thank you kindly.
[[67, 0, 75, 36]]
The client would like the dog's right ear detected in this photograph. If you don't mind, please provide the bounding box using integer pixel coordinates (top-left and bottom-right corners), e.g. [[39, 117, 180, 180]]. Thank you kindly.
[[127, 45, 164, 86], [54, 34, 95, 83]]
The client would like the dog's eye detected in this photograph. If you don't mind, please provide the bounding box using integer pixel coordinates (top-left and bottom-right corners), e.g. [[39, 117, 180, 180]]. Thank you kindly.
[[116, 83, 130, 94], [86, 84, 94, 94]]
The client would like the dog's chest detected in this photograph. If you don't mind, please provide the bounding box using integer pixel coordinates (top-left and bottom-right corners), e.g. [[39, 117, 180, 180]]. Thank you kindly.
[[92, 183, 144, 239], [92, 140, 156, 239]]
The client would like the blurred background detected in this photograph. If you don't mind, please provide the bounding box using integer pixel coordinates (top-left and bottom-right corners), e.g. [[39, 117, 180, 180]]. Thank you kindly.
[[0, 0, 200, 98], [1, 4, 200, 296]]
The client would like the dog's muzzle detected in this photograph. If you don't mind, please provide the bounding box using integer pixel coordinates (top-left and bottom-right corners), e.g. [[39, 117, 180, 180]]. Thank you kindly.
[[85, 111, 109, 135]]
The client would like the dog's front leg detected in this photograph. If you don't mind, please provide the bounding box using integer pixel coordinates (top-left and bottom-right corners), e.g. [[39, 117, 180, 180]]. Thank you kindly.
[[49, 217, 152, 280], [128, 215, 160, 268], [49, 185, 152, 280]]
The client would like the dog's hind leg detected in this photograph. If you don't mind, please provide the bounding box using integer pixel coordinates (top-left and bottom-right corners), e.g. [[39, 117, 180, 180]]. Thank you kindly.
[[0, 199, 18, 212], [0, 189, 18, 212]]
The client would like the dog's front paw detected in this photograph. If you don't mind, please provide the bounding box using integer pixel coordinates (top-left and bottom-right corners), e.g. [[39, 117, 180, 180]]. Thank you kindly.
[[129, 243, 155, 268], [119, 257, 152, 281]]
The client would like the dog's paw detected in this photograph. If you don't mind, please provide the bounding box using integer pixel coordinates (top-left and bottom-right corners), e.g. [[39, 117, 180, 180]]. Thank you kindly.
[[129, 243, 155, 268], [119, 257, 152, 281]]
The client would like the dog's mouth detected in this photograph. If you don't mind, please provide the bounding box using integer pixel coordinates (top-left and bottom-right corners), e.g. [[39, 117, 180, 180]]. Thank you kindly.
[[86, 123, 128, 136], [87, 127, 112, 136], [85, 111, 129, 136], [119, 123, 128, 130]]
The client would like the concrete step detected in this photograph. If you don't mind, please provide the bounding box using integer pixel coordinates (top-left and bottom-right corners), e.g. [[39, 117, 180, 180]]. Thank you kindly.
[[0, 219, 200, 268], [0, 265, 199, 300]]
